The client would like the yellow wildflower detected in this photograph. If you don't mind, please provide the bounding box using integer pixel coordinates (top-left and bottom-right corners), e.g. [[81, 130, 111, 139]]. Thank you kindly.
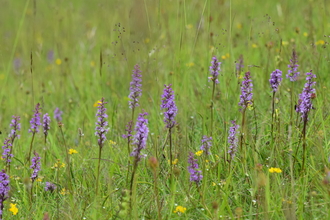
[[303, 32, 308, 37], [281, 41, 289, 46], [186, 62, 195, 67], [109, 140, 116, 145], [60, 188, 70, 195], [236, 23, 242, 29], [252, 43, 258, 48], [55, 58, 62, 65], [269, 167, 282, 173], [144, 38, 150, 43], [52, 160, 65, 169], [174, 205, 186, 214], [68, 149, 78, 154], [195, 150, 203, 156], [186, 24, 193, 29], [221, 53, 230, 60], [168, 159, 178, 165], [93, 100, 102, 107], [212, 182, 216, 186], [9, 203, 18, 215], [316, 40, 325, 45], [90, 61, 96, 67]]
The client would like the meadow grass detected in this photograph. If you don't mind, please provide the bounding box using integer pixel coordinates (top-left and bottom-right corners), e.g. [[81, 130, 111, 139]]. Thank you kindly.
[[0, 0, 330, 219]]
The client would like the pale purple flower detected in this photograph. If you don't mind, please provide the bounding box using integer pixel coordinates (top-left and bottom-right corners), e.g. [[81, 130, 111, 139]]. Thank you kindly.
[[236, 54, 244, 75], [13, 58, 21, 73], [238, 72, 253, 111], [188, 152, 203, 185], [30, 151, 41, 182], [44, 182, 56, 192], [269, 69, 282, 92], [9, 115, 21, 142], [160, 84, 178, 129], [128, 64, 142, 109], [0, 170, 10, 219], [200, 136, 212, 155], [130, 112, 149, 162], [95, 98, 109, 148], [54, 107, 63, 122], [208, 56, 221, 84], [2, 138, 13, 163], [43, 113, 51, 136], [47, 50, 54, 63], [296, 71, 316, 121], [287, 49, 300, 81], [29, 103, 42, 133], [228, 120, 239, 161], [122, 121, 133, 144]]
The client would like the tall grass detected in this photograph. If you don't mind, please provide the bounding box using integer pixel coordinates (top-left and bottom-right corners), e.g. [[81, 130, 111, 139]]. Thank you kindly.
[[0, 0, 330, 219]]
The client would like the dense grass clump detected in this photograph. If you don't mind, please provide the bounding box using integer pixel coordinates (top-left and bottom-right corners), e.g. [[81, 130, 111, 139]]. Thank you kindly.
[[1, 0, 330, 219]]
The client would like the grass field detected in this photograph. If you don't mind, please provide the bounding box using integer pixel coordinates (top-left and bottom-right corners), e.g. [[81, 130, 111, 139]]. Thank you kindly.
[[1, 0, 330, 219]]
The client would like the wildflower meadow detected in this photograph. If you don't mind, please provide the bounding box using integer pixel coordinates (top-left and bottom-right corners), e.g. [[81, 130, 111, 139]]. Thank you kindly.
[[1, 0, 330, 219]]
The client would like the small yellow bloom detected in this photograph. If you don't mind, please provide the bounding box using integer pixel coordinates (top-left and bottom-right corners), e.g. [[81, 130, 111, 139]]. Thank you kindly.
[[109, 140, 116, 145], [52, 160, 66, 169], [186, 62, 195, 67], [221, 53, 230, 60], [236, 23, 242, 29], [195, 150, 203, 156], [281, 41, 289, 46], [168, 159, 178, 165], [252, 43, 258, 48], [186, 24, 193, 29], [269, 167, 282, 173], [90, 61, 96, 67], [316, 40, 325, 45], [93, 100, 102, 107], [174, 205, 186, 214], [144, 38, 150, 43], [9, 203, 18, 215], [60, 188, 70, 195], [212, 182, 216, 186], [68, 149, 78, 154], [55, 58, 62, 65], [36, 177, 43, 182], [303, 32, 308, 37]]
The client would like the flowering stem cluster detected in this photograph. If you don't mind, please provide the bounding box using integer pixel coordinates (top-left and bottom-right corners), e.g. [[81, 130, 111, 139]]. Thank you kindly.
[[187, 152, 203, 186], [27, 103, 41, 164], [0, 170, 9, 220], [160, 84, 178, 174], [269, 69, 282, 137], [95, 98, 109, 196], [296, 71, 316, 172], [208, 56, 221, 136]]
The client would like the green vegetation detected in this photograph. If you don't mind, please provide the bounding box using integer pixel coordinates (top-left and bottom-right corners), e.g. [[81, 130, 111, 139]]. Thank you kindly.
[[1, 0, 330, 219]]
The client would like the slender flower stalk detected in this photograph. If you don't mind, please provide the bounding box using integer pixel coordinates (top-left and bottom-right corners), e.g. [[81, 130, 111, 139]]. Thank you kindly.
[[0, 170, 10, 220], [9, 115, 21, 144], [95, 98, 109, 195], [296, 71, 316, 172], [160, 84, 178, 174], [30, 151, 41, 183], [286, 49, 299, 81], [236, 54, 244, 77], [30, 151, 41, 204], [123, 121, 133, 185], [228, 120, 240, 163], [208, 56, 221, 136], [238, 72, 253, 170], [200, 136, 212, 155], [54, 107, 63, 122], [128, 64, 142, 111], [188, 152, 203, 185], [43, 113, 51, 144], [287, 49, 299, 129], [27, 103, 41, 163], [2, 139, 13, 172], [269, 69, 282, 137], [129, 112, 149, 215]]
